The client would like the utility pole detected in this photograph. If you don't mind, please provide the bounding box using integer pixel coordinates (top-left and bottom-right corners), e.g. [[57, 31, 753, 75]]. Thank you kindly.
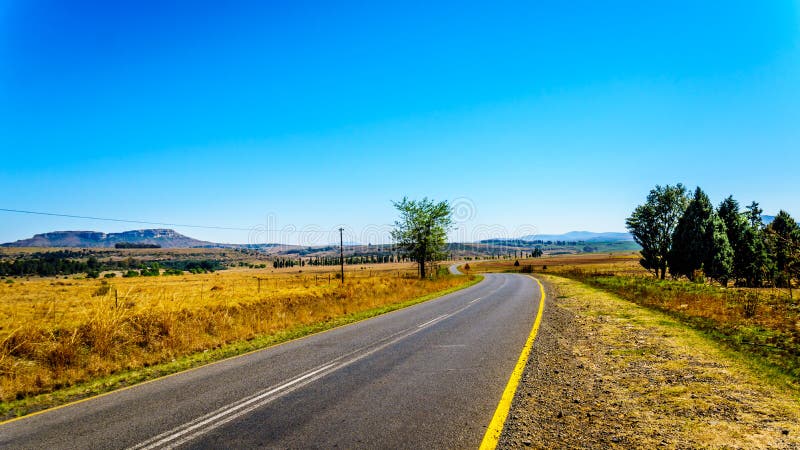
[[339, 227, 345, 284]]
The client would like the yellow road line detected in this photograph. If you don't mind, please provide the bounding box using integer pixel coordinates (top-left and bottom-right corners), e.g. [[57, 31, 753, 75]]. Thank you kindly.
[[479, 276, 546, 450]]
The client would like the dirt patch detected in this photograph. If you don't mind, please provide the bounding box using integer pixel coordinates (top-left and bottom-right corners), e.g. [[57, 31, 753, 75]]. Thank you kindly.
[[499, 274, 800, 449]]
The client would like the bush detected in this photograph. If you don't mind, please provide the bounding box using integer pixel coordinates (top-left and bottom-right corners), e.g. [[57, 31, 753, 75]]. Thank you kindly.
[[104, 273, 117, 278], [140, 263, 161, 277], [86, 270, 100, 279], [123, 270, 140, 278]]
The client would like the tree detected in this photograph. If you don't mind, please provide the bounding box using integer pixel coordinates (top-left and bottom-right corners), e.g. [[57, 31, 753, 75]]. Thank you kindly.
[[669, 187, 713, 281], [391, 197, 453, 279], [626, 184, 688, 279], [717, 196, 747, 283], [766, 210, 800, 291], [745, 201, 763, 228], [738, 202, 773, 287], [704, 214, 734, 285]]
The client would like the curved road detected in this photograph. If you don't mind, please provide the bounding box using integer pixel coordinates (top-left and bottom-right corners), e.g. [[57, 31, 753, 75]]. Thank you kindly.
[[1, 273, 541, 449]]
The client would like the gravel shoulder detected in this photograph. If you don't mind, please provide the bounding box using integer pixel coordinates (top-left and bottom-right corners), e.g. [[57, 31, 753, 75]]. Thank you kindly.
[[499, 274, 800, 449]]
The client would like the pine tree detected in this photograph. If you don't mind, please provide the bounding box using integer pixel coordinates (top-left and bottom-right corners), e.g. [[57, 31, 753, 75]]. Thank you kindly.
[[669, 187, 713, 281], [704, 214, 734, 285], [738, 203, 773, 287], [717, 196, 747, 284], [766, 210, 800, 289]]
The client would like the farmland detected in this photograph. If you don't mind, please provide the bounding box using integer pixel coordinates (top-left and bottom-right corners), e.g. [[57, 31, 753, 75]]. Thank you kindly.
[[0, 259, 476, 416]]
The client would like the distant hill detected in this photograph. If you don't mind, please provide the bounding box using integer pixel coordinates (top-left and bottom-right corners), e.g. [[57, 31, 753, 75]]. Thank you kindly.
[[1, 229, 214, 248], [519, 231, 634, 242]]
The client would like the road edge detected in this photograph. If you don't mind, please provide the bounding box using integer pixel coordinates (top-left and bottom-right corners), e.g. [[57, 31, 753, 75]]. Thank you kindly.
[[0, 274, 484, 424], [479, 275, 546, 449]]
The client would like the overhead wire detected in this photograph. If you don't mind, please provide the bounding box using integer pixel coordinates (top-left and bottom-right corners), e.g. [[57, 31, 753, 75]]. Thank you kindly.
[[0, 208, 343, 233]]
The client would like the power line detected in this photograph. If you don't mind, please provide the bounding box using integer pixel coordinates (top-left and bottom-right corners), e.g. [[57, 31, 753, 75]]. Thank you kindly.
[[0, 208, 330, 233], [0, 208, 400, 237]]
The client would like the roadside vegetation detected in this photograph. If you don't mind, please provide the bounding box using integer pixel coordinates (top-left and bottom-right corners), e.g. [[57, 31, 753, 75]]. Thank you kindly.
[[626, 184, 799, 289], [472, 253, 800, 386], [501, 274, 800, 448], [0, 264, 475, 415], [560, 269, 800, 383], [474, 183, 800, 386]]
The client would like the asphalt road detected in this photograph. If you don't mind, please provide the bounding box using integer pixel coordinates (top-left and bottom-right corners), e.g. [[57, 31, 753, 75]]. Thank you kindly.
[[1, 273, 541, 449]]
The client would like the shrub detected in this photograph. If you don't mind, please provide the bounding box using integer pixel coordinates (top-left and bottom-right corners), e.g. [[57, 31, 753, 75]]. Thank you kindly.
[[140, 263, 161, 277]]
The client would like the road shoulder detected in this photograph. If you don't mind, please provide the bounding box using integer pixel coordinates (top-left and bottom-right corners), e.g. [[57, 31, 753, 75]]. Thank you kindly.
[[499, 274, 800, 448]]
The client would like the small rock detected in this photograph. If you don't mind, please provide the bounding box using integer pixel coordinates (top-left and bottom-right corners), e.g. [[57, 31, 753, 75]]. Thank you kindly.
[[523, 440, 532, 446], [611, 437, 621, 443], [782, 429, 789, 436]]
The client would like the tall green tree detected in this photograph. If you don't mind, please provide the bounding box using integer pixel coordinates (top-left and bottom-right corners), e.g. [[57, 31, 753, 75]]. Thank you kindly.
[[626, 184, 688, 279], [738, 202, 773, 287], [704, 214, 734, 285], [669, 187, 713, 281], [717, 196, 747, 283], [766, 210, 800, 290], [391, 197, 453, 279]]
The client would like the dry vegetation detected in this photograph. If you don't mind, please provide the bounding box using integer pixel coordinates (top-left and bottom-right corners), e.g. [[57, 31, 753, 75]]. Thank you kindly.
[[465, 252, 644, 275], [471, 254, 800, 382], [0, 263, 472, 408], [501, 275, 800, 448]]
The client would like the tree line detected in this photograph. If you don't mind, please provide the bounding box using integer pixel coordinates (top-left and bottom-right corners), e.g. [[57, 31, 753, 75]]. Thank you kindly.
[[114, 243, 161, 249], [0, 253, 223, 277], [272, 253, 417, 269], [0, 253, 102, 277], [627, 184, 799, 288]]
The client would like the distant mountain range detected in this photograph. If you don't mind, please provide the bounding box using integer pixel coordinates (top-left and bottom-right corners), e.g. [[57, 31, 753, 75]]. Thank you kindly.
[[7, 221, 776, 249], [3, 228, 638, 249], [1, 229, 213, 248], [519, 231, 634, 242]]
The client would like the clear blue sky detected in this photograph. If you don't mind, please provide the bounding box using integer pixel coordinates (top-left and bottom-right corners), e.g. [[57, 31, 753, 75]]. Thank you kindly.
[[1, 1, 798, 245]]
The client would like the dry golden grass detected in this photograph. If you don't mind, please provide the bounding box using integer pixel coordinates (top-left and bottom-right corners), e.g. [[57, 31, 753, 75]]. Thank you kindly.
[[0, 264, 466, 403], [471, 253, 800, 382], [466, 252, 644, 275], [535, 275, 800, 448]]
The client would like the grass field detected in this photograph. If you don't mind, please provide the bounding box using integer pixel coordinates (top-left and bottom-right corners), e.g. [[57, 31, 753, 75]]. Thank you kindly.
[[0, 263, 475, 411], [512, 274, 800, 447], [470, 253, 800, 384]]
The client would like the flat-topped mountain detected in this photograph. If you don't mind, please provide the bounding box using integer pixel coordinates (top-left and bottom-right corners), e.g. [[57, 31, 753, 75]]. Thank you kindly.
[[1, 229, 214, 248]]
